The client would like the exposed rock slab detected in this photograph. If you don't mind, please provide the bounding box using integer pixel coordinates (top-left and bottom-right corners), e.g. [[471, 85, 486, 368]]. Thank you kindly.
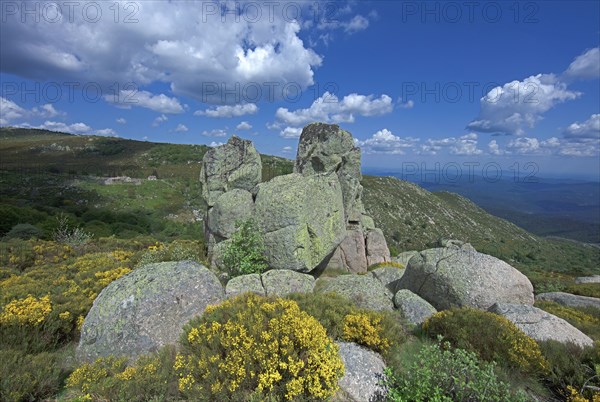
[[398, 247, 534, 310], [316, 275, 394, 311], [335, 342, 387, 402], [261, 269, 315, 297], [326, 229, 368, 273], [536, 292, 600, 309], [78, 261, 224, 362], [207, 189, 254, 239], [393, 289, 437, 326], [392, 251, 419, 267], [575, 275, 600, 284], [225, 273, 265, 298], [489, 303, 594, 349], [366, 229, 391, 266], [254, 173, 346, 272], [370, 266, 405, 295]]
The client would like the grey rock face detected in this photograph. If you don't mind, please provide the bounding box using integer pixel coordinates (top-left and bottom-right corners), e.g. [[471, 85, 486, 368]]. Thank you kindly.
[[225, 273, 265, 298], [200, 136, 262, 207], [254, 173, 346, 272], [536, 292, 600, 309], [316, 275, 394, 311], [327, 229, 369, 273], [392, 251, 419, 267], [393, 289, 437, 326], [575, 275, 600, 284], [370, 266, 405, 295], [207, 189, 254, 239], [489, 303, 594, 349], [336, 342, 387, 402], [261, 269, 315, 296], [398, 247, 534, 311], [294, 123, 364, 223], [366, 229, 391, 266], [78, 261, 224, 362]]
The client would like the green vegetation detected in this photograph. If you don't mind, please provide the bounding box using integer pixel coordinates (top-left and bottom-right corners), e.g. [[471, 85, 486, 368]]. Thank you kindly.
[[383, 338, 528, 402], [222, 219, 269, 277], [566, 283, 600, 298]]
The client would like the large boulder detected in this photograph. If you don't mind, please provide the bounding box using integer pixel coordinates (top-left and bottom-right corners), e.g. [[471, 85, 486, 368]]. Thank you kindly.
[[207, 189, 254, 239], [536, 292, 600, 310], [200, 136, 262, 207], [326, 229, 369, 273], [315, 275, 394, 311], [489, 303, 594, 349], [78, 261, 224, 362], [294, 123, 364, 223], [366, 229, 391, 266], [398, 247, 534, 311], [225, 273, 265, 298], [335, 342, 387, 402], [393, 289, 437, 326], [254, 173, 346, 272], [261, 269, 315, 296], [370, 266, 405, 295], [392, 251, 419, 267]]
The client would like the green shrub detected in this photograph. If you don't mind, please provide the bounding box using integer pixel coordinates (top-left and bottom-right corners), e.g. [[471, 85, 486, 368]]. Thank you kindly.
[[0, 349, 66, 402], [66, 346, 179, 401], [566, 283, 600, 299], [176, 293, 344, 401], [423, 308, 549, 376], [539, 340, 600, 401], [135, 240, 206, 267], [383, 338, 528, 402], [222, 219, 268, 277], [3, 224, 44, 240], [535, 301, 600, 341]]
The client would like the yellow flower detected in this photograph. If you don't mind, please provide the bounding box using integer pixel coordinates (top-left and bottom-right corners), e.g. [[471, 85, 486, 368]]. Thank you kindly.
[[59, 311, 71, 321], [0, 295, 52, 326]]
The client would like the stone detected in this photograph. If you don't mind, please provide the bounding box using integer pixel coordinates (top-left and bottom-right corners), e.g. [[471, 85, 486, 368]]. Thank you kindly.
[[398, 247, 534, 311], [254, 173, 346, 272], [261, 269, 315, 297], [335, 342, 387, 402], [200, 136, 262, 207], [326, 229, 368, 274], [366, 229, 391, 266], [392, 251, 419, 268], [78, 261, 224, 362], [315, 275, 394, 311], [207, 189, 254, 239], [489, 303, 594, 349], [370, 266, 405, 295], [438, 239, 475, 252], [294, 123, 364, 223], [536, 292, 600, 310], [575, 275, 600, 284], [225, 273, 265, 298], [393, 289, 437, 326]]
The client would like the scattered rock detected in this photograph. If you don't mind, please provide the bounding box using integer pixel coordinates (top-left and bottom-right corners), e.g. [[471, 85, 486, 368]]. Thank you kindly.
[[207, 189, 254, 239], [78, 261, 224, 362], [392, 251, 418, 267], [225, 273, 265, 298], [261, 269, 315, 297], [393, 289, 437, 326], [370, 266, 405, 295], [536, 292, 600, 309], [335, 342, 387, 402], [366, 229, 391, 266], [254, 173, 346, 272], [575, 275, 600, 284], [489, 303, 594, 349], [316, 275, 394, 311], [200, 136, 262, 207], [398, 247, 534, 310], [326, 229, 369, 273]]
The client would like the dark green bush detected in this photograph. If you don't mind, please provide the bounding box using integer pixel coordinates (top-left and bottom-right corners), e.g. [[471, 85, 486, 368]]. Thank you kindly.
[[566, 283, 600, 299], [3, 224, 44, 240], [222, 219, 268, 277]]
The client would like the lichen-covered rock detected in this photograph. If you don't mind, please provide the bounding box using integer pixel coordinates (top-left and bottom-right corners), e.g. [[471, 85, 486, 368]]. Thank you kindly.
[[335, 342, 387, 402], [77, 261, 224, 362], [254, 173, 346, 272], [225, 273, 265, 298], [393, 289, 437, 326], [398, 247, 534, 311], [326, 229, 368, 273], [366, 229, 391, 266], [294, 123, 364, 223], [392, 251, 419, 267], [315, 275, 394, 311], [536, 292, 600, 310], [370, 266, 405, 295], [207, 189, 254, 239], [261, 269, 315, 296], [489, 303, 594, 349], [575, 275, 600, 284], [200, 136, 262, 207]]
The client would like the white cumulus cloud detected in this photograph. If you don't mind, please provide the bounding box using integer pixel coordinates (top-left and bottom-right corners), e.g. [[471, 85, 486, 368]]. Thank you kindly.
[[174, 124, 189, 132], [195, 104, 258, 118], [356, 129, 419, 155], [564, 114, 600, 139], [105, 90, 184, 114], [202, 129, 228, 137], [280, 126, 303, 139], [236, 121, 252, 131], [152, 114, 168, 127], [564, 47, 600, 79]]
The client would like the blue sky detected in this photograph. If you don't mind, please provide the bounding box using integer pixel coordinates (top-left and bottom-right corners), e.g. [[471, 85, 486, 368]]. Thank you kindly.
[[1, 1, 599, 179]]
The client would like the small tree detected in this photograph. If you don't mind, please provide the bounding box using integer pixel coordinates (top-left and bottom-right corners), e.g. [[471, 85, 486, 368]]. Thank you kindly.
[[222, 219, 268, 277]]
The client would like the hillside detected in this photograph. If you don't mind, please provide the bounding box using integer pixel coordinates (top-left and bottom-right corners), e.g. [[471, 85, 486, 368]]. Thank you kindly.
[[1, 127, 598, 288]]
